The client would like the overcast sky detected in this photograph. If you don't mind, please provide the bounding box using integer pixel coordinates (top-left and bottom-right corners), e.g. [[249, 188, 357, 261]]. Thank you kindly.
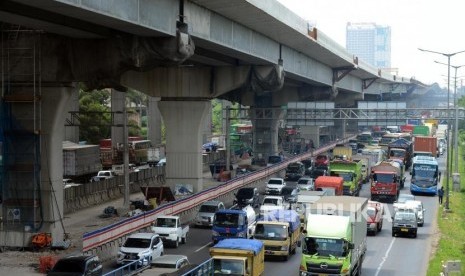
[[277, 0, 465, 87]]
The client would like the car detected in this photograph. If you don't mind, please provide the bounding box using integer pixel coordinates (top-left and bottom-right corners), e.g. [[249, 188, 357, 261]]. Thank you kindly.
[[47, 255, 102, 276], [297, 177, 314, 191], [150, 255, 191, 275], [202, 142, 218, 152], [314, 155, 329, 167], [403, 200, 425, 227], [265, 177, 286, 195], [157, 158, 166, 167], [116, 232, 164, 266], [194, 200, 225, 227], [280, 186, 299, 204], [234, 187, 260, 208], [393, 194, 415, 211], [392, 210, 418, 238]]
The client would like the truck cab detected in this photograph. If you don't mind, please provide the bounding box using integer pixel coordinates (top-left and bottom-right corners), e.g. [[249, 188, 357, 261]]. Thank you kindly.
[[151, 216, 189, 248], [212, 205, 257, 244], [259, 196, 285, 217]]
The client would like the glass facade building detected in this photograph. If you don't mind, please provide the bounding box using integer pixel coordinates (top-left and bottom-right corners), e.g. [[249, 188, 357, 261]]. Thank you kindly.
[[346, 23, 391, 69]]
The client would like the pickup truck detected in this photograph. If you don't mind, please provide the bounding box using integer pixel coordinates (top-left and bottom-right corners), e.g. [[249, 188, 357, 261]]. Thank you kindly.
[[151, 215, 189, 248]]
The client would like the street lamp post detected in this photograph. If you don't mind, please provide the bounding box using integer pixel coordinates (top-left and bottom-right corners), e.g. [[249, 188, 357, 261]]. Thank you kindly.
[[418, 48, 465, 210], [435, 61, 465, 174]]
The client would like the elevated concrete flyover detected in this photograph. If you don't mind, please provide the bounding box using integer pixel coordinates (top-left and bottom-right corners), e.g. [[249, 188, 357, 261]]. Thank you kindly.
[[0, 0, 427, 248]]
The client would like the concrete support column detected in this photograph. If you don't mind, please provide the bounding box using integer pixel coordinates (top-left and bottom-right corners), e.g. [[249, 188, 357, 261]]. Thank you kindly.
[[111, 89, 125, 145], [158, 101, 210, 193], [147, 96, 162, 145], [251, 108, 284, 163], [41, 85, 76, 243]]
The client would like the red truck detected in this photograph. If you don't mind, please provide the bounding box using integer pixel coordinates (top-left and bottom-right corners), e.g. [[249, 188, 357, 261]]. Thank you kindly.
[[413, 136, 438, 158], [366, 200, 384, 235], [370, 161, 403, 202], [314, 176, 343, 196], [387, 138, 413, 169]]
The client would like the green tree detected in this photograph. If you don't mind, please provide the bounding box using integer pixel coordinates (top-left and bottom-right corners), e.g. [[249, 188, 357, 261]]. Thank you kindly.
[[79, 88, 111, 144]]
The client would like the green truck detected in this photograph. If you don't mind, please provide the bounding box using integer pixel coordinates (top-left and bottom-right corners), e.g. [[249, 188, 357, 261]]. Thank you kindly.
[[412, 125, 430, 137], [329, 159, 362, 196], [300, 196, 367, 276]]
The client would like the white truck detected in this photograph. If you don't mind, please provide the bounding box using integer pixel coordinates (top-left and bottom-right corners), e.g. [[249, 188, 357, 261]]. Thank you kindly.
[[151, 215, 189, 248]]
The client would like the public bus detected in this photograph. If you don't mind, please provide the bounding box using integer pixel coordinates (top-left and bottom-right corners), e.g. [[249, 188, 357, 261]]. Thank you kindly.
[[410, 156, 439, 195]]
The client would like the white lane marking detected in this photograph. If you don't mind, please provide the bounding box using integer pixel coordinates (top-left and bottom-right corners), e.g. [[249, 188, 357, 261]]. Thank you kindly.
[[195, 242, 212, 252], [375, 237, 396, 276]]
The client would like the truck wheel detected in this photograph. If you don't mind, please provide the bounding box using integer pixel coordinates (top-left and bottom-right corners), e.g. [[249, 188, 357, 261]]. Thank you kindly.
[[377, 222, 382, 232], [181, 234, 187, 244]]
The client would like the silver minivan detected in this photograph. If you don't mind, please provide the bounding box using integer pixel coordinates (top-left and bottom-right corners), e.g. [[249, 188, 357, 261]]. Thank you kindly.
[[194, 200, 225, 227]]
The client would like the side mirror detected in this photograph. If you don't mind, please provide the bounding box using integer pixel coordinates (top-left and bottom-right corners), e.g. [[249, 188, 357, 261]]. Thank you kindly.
[[348, 242, 355, 250]]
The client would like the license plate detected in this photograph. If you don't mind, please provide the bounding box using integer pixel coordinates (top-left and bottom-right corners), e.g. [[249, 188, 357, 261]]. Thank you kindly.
[[265, 250, 274, 254], [401, 228, 408, 232]]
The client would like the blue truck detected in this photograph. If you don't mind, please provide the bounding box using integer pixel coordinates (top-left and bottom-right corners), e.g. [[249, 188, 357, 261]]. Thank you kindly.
[[212, 205, 256, 244]]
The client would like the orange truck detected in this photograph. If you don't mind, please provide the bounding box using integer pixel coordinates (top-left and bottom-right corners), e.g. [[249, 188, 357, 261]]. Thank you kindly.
[[314, 176, 343, 196], [413, 136, 438, 158]]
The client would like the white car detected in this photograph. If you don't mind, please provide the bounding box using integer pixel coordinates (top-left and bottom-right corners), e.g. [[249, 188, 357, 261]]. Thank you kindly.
[[194, 201, 225, 227], [265, 177, 286, 195], [393, 193, 415, 212], [259, 195, 285, 217], [297, 177, 314, 191], [403, 200, 425, 227], [147, 255, 191, 276], [116, 233, 164, 266]]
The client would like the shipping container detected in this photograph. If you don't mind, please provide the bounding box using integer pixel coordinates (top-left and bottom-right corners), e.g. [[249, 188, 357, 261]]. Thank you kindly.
[[63, 141, 102, 177]]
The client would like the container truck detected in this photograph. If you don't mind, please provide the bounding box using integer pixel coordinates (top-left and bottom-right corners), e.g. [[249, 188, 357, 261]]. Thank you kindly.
[[212, 205, 256, 244], [314, 176, 344, 196], [300, 196, 367, 276], [209, 239, 265, 276], [370, 160, 404, 202], [254, 209, 301, 261], [413, 136, 439, 158], [329, 159, 362, 196], [63, 141, 102, 181], [412, 125, 430, 137], [387, 138, 413, 169], [410, 155, 440, 195]]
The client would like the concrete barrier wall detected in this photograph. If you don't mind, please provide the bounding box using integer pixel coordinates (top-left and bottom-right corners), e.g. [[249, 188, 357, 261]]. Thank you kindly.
[[82, 136, 355, 262]]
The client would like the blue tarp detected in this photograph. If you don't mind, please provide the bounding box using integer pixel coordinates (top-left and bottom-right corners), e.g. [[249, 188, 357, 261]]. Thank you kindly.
[[260, 209, 300, 232], [388, 138, 411, 148], [214, 239, 263, 256]]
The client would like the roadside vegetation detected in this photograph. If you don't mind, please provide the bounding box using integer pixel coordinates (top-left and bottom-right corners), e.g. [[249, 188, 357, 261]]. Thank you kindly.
[[427, 145, 465, 275]]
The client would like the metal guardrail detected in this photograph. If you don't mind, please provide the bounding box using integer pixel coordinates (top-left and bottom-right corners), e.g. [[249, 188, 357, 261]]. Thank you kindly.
[[82, 135, 356, 252], [180, 258, 214, 276], [103, 255, 151, 276]]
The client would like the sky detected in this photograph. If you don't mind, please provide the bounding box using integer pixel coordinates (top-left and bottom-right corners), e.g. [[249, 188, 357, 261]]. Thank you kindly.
[[277, 0, 465, 87]]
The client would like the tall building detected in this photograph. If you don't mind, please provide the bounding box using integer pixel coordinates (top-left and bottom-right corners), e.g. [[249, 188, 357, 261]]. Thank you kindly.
[[346, 22, 391, 69]]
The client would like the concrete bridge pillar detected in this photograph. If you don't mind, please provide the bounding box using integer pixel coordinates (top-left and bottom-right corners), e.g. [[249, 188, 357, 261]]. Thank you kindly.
[[251, 107, 285, 164], [111, 89, 125, 146], [147, 96, 162, 146], [158, 101, 210, 193]]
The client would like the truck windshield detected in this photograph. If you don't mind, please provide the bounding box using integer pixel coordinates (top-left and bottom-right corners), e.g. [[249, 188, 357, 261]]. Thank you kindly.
[[303, 237, 348, 257], [330, 172, 353, 182], [123, 238, 150, 249], [287, 164, 302, 172], [263, 198, 279, 205], [413, 164, 437, 178], [254, 224, 287, 241], [156, 218, 177, 228], [214, 213, 241, 227], [389, 149, 405, 158], [199, 205, 218, 213], [373, 173, 394, 183], [213, 259, 244, 276]]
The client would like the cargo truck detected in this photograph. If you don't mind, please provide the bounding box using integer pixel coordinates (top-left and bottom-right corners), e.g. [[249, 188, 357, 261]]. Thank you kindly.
[[387, 138, 413, 169], [410, 156, 440, 195], [413, 136, 439, 158], [314, 176, 343, 196], [300, 196, 367, 276], [212, 205, 256, 244], [332, 146, 353, 160], [296, 190, 327, 230], [210, 239, 265, 276], [329, 159, 362, 196], [254, 209, 301, 261], [370, 160, 404, 202], [412, 125, 430, 137], [63, 141, 102, 181]]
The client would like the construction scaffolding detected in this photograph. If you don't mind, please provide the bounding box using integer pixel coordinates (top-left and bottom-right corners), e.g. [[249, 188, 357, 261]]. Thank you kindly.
[[1, 24, 43, 235]]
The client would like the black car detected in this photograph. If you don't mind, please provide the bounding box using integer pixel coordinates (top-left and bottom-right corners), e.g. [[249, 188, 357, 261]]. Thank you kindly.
[[234, 187, 260, 208], [48, 255, 102, 276], [280, 187, 299, 204]]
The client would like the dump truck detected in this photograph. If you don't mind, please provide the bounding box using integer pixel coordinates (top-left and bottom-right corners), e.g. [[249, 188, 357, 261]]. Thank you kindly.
[[370, 160, 405, 202], [352, 150, 381, 183], [332, 146, 353, 160], [387, 138, 413, 169], [210, 239, 265, 276], [254, 209, 301, 261], [329, 159, 362, 196], [300, 196, 367, 276], [314, 176, 343, 196], [413, 136, 438, 158]]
